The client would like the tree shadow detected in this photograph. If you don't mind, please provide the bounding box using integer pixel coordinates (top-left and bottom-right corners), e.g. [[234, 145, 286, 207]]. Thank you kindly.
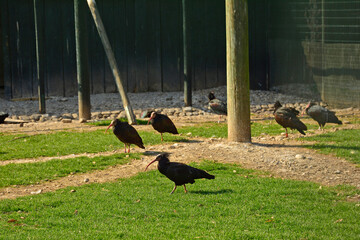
[[143, 151, 166, 156], [252, 142, 306, 149], [190, 189, 234, 195], [172, 139, 202, 143]]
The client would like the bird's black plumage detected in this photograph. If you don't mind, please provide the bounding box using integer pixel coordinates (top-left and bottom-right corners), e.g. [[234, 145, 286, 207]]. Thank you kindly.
[[106, 119, 145, 153], [274, 101, 307, 137], [148, 112, 178, 141], [0, 112, 9, 124], [145, 153, 215, 194], [304, 101, 342, 129]]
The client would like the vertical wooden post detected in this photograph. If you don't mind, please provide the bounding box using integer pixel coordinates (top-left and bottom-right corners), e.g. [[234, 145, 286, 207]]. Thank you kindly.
[[1, 0, 12, 100], [75, 0, 91, 120], [87, 0, 136, 124], [226, 0, 251, 142], [34, 0, 46, 113], [182, 0, 192, 106]]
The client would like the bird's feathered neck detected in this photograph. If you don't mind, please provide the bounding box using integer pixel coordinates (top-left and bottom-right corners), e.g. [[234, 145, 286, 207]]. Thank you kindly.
[[274, 101, 282, 112], [208, 92, 216, 101]]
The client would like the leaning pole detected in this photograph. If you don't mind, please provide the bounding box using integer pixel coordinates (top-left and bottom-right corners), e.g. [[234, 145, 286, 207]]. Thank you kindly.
[[87, 0, 136, 124], [226, 0, 251, 142]]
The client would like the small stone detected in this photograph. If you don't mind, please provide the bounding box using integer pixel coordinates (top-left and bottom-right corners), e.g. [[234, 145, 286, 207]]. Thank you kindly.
[[84, 178, 89, 183], [186, 132, 192, 136], [62, 113, 73, 119], [334, 170, 341, 174], [30, 114, 42, 121], [295, 154, 305, 159], [70, 189, 76, 193], [169, 143, 179, 149], [30, 189, 42, 195], [62, 119, 72, 123], [183, 106, 193, 112]]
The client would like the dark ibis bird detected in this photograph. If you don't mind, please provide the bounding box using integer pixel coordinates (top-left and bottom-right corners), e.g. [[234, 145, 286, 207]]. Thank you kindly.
[[145, 153, 215, 194], [105, 119, 145, 153], [302, 101, 342, 130], [273, 101, 307, 137], [208, 92, 227, 122], [147, 112, 178, 141], [0, 112, 9, 124]]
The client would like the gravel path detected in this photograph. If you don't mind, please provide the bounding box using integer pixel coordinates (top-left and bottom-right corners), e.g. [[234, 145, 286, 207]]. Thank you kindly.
[[1, 86, 311, 122]]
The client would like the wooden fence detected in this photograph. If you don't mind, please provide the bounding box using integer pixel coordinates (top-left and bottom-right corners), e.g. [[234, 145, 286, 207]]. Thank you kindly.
[[0, 0, 227, 99]]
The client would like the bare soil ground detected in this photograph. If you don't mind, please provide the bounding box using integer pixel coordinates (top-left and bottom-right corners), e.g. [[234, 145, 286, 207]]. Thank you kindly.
[[1, 112, 360, 200]]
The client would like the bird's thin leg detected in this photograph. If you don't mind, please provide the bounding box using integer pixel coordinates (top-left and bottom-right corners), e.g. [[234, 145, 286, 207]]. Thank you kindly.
[[183, 185, 188, 193], [124, 144, 127, 153], [127, 144, 131, 153], [285, 128, 288, 138], [170, 185, 177, 194], [161, 133, 163, 142]]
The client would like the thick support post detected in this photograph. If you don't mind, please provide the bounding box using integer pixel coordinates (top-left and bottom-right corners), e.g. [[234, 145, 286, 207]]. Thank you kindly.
[[87, 0, 136, 124], [34, 0, 46, 113], [75, 0, 91, 120], [182, 0, 192, 106], [226, 0, 251, 142]]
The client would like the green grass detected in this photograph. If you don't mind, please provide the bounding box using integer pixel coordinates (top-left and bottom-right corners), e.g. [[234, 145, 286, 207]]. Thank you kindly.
[[88, 118, 149, 126], [0, 153, 137, 188], [178, 120, 325, 138], [0, 129, 186, 161], [0, 162, 359, 239], [302, 129, 360, 165]]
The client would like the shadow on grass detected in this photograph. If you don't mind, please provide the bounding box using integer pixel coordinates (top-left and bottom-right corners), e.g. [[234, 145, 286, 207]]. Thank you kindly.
[[172, 139, 202, 143], [143, 151, 165, 156], [190, 189, 234, 195], [252, 142, 305, 149], [301, 144, 360, 151]]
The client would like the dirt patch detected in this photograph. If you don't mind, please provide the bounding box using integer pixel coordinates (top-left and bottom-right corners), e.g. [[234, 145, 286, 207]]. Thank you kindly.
[[1, 113, 360, 200]]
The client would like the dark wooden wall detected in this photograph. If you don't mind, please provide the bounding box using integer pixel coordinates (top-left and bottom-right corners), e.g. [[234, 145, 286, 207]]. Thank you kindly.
[[266, 0, 360, 107], [0, 0, 226, 99]]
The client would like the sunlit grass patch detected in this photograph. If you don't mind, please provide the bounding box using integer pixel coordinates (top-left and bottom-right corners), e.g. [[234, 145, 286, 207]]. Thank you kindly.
[[0, 162, 359, 239], [0, 153, 138, 187]]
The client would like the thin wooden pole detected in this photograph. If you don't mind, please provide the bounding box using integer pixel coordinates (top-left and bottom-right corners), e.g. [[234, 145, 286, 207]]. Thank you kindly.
[[87, 0, 136, 124], [182, 0, 192, 106], [75, 0, 91, 120], [33, 0, 46, 113], [226, 0, 251, 142], [1, 0, 11, 99]]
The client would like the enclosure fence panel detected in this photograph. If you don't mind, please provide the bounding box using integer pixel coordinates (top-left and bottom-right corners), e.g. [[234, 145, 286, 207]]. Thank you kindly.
[[1, 0, 359, 108], [0, 0, 226, 99], [267, 0, 360, 108]]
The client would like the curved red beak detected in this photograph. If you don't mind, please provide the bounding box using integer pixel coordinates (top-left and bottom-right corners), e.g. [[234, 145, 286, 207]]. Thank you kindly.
[[147, 112, 155, 125], [105, 122, 113, 133], [144, 159, 158, 171], [147, 115, 154, 125]]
